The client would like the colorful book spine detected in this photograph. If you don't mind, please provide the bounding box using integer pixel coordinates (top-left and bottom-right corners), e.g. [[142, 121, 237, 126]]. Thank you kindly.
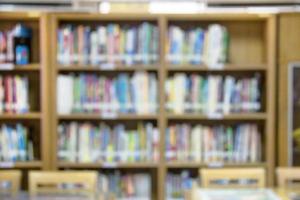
[[0, 30, 15, 64], [166, 24, 229, 68], [0, 123, 34, 162], [166, 171, 196, 200], [57, 72, 158, 115], [0, 75, 29, 114], [165, 123, 261, 163], [57, 122, 160, 163], [57, 22, 159, 66], [98, 171, 151, 200], [165, 73, 261, 114]]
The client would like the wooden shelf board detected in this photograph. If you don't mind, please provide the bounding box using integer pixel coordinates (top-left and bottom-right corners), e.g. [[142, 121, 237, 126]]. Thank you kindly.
[[58, 161, 159, 169], [0, 161, 42, 169], [0, 63, 40, 71], [167, 64, 267, 72], [166, 162, 267, 168], [58, 113, 158, 120], [167, 113, 267, 120], [57, 64, 158, 72], [0, 112, 41, 120]]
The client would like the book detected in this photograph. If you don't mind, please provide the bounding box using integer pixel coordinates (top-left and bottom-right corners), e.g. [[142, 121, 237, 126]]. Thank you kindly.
[[98, 171, 151, 200], [166, 171, 196, 199], [165, 123, 261, 163], [57, 122, 160, 163], [0, 75, 29, 114], [0, 123, 34, 162], [166, 24, 229, 68], [57, 72, 158, 115], [57, 22, 159, 66], [0, 30, 14, 64], [165, 73, 261, 114]]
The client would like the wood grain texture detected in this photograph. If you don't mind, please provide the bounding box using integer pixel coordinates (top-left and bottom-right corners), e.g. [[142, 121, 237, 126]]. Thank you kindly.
[[278, 13, 300, 167]]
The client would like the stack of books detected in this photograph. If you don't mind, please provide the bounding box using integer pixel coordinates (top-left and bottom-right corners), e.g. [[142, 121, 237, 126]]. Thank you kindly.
[[166, 171, 196, 200], [0, 75, 29, 113], [0, 30, 14, 64], [57, 22, 159, 66], [57, 122, 160, 163], [166, 123, 261, 163], [166, 24, 229, 68], [165, 74, 261, 114], [98, 171, 151, 200], [0, 124, 34, 162], [57, 72, 158, 114]]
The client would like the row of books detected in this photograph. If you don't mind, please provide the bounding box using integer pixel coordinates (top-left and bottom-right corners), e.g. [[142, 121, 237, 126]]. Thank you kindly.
[[57, 72, 158, 114], [0, 75, 29, 113], [0, 30, 14, 63], [166, 24, 229, 67], [57, 23, 159, 66], [166, 171, 196, 200], [165, 74, 261, 114], [98, 171, 151, 200], [0, 124, 34, 162], [57, 122, 159, 163], [166, 123, 262, 163]]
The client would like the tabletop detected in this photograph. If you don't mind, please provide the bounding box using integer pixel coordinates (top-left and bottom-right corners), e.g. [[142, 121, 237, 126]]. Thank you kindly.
[[189, 188, 300, 200]]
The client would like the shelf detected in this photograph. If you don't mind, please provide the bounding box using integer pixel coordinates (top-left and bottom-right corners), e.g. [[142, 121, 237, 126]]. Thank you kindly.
[[167, 64, 267, 72], [0, 63, 40, 71], [58, 161, 159, 169], [58, 113, 158, 120], [57, 64, 159, 72], [167, 113, 267, 120], [166, 162, 267, 168], [0, 112, 41, 120], [0, 161, 42, 169]]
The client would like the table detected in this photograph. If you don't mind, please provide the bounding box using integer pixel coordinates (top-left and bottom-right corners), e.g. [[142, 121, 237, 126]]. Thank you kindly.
[[189, 188, 300, 200]]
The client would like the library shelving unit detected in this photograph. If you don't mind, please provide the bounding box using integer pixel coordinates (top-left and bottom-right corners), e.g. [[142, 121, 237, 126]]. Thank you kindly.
[[49, 13, 276, 200], [49, 13, 164, 200], [278, 13, 300, 167], [0, 12, 51, 187], [163, 14, 276, 188]]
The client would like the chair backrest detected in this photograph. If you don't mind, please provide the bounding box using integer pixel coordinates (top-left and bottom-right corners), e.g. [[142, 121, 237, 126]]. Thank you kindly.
[[277, 167, 300, 188], [29, 171, 98, 196], [0, 170, 21, 194], [200, 168, 266, 188]]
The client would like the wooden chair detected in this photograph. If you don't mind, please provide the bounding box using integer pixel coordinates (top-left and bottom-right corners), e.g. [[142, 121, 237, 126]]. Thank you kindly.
[[0, 170, 21, 194], [29, 171, 98, 196], [277, 167, 300, 188], [200, 168, 266, 188]]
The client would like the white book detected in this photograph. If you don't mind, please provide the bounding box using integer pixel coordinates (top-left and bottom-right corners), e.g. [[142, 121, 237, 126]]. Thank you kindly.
[[223, 76, 234, 114], [69, 122, 78, 162], [207, 76, 218, 114], [90, 31, 99, 65], [57, 75, 74, 114], [174, 74, 186, 114]]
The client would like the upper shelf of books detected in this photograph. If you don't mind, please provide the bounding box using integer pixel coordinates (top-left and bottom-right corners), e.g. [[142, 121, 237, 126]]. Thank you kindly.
[[55, 13, 270, 70]]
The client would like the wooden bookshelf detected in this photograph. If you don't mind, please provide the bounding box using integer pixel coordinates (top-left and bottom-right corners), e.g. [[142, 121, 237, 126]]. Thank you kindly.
[[167, 64, 267, 72], [0, 12, 51, 190], [47, 13, 276, 200], [57, 64, 158, 72], [278, 13, 300, 167]]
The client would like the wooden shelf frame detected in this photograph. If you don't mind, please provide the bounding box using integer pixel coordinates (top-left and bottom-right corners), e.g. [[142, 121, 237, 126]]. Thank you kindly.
[[47, 13, 276, 200], [0, 12, 51, 172]]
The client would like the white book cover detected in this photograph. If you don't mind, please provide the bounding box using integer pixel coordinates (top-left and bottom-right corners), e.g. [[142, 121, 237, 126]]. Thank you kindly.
[[69, 122, 78, 162], [174, 74, 186, 114], [57, 75, 74, 114]]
